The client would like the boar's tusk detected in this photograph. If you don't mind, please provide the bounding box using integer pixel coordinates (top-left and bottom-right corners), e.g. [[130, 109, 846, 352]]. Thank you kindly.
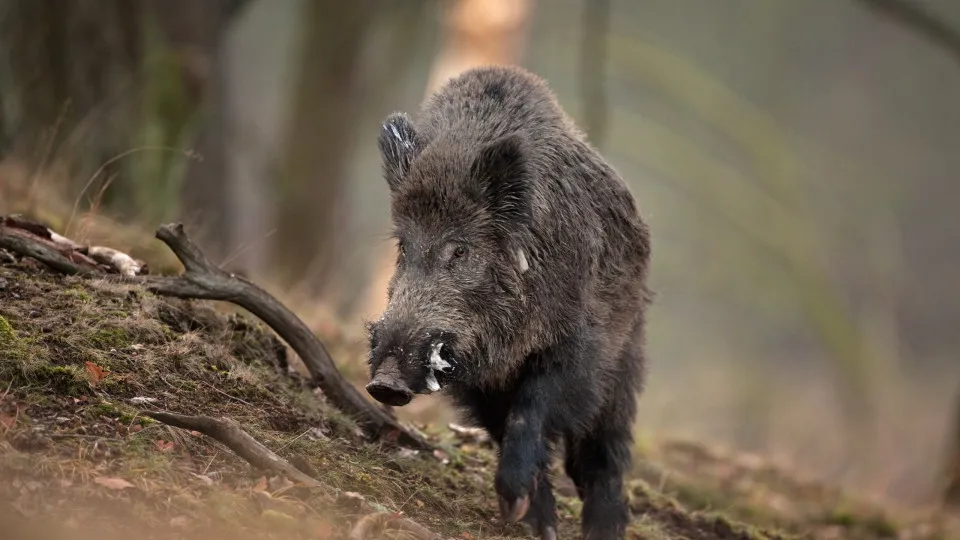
[[423, 342, 452, 394]]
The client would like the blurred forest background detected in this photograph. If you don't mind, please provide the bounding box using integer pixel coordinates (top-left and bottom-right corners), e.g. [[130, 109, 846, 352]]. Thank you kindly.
[[1, 0, 959, 512]]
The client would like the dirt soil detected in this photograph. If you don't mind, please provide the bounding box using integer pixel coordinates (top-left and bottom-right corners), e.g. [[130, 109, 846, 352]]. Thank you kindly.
[[0, 252, 957, 540]]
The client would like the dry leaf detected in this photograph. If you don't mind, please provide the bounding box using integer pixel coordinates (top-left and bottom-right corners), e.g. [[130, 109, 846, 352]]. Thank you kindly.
[[94, 477, 135, 490], [252, 476, 268, 492], [155, 440, 175, 452], [0, 413, 15, 429], [84, 361, 108, 383]]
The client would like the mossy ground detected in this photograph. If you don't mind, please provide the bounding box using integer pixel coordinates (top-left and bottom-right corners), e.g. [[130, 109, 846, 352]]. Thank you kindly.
[[0, 253, 957, 540]]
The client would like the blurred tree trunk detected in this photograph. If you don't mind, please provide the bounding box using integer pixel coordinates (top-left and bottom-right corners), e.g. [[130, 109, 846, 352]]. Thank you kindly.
[[0, 0, 142, 197], [150, 0, 247, 265], [359, 0, 536, 321], [945, 386, 960, 508], [270, 1, 384, 297]]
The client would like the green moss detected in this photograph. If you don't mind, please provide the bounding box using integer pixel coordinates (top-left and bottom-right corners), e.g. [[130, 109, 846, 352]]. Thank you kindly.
[[826, 508, 856, 527], [27, 364, 90, 396], [824, 506, 898, 537], [89, 327, 133, 349], [0, 314, 29, 364], [0, 314, 16, 346], [862, 514, 899, 538], [85, 400, 138, 424], [63, 287, 92, 303]]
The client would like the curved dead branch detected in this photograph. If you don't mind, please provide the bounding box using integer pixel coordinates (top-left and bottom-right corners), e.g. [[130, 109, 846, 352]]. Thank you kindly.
[[142, 223, 433, 451], [0, 215, 433, 452]]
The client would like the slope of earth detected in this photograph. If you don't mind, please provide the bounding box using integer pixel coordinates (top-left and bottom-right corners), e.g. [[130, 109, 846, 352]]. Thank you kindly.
[[0, 252, 957, 540]]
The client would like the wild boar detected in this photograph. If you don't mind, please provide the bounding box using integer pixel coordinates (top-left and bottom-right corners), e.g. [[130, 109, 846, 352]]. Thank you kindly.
[[366, 65, 652, 540]]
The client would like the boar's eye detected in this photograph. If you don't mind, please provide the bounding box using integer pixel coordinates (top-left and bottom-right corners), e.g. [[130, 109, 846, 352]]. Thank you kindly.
[[445, 243, 468, 267]]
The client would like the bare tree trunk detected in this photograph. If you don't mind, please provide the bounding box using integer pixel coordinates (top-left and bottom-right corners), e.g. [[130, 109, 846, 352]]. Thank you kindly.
[[271, 1, 382, 297], [358, 0, 536, 322], [945, 385, 960, 509], [0, 0, 142, 195], [151, 0, 247, 265]]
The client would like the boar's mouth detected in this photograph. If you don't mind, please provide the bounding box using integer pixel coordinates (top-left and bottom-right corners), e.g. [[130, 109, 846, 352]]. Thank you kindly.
[[365, 356, 414, 407]]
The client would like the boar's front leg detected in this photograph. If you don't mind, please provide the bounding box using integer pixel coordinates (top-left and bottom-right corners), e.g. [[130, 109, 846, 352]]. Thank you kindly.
[[494, 369, 562, 539], [456, 386, 558, 540]]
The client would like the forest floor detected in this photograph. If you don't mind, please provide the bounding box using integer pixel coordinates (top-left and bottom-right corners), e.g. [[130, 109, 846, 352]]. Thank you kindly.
[[1, 253, 958, 540]]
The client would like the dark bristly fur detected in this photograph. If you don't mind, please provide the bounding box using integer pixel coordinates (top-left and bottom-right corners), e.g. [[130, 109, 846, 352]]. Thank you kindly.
[[367, 65, 652, 540]]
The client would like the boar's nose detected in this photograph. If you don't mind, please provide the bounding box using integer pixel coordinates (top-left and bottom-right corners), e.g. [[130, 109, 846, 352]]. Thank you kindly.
[[366, 356, 413, 407]]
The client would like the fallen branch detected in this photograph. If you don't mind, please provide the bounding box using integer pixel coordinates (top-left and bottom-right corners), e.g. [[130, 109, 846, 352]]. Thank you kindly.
[[0, 215, 148, 276], [143, 410, 323, 488], [142, 223, 433, 452], [0, 217, 97, 275], [0, 216, 433, 452], [83, 246, 148, 277]]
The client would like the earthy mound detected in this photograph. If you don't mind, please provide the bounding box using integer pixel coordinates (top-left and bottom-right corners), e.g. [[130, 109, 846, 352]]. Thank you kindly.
[[0, 252, 956, 540]]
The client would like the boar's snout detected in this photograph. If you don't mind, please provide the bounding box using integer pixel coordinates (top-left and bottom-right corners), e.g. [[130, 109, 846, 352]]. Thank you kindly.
[[365, 355, 414, 407]]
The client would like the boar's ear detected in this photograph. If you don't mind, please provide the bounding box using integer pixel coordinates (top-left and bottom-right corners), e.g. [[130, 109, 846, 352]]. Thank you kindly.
[[470, 133, 530, 227], [378, 112, 424, 192]]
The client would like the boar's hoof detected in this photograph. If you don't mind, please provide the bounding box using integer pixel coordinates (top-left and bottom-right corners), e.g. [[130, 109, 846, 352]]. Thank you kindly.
[[498, 494, 531, 523], [540, 526, 557, 540], [366, 374, 414, 407]]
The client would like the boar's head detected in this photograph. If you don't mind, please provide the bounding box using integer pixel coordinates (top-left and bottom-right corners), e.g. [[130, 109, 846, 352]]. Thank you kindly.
[[365, 113, 532, 407]]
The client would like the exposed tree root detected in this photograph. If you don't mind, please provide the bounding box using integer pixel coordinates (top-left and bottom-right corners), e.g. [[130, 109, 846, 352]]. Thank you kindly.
[[143, 410, 324, 488]]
